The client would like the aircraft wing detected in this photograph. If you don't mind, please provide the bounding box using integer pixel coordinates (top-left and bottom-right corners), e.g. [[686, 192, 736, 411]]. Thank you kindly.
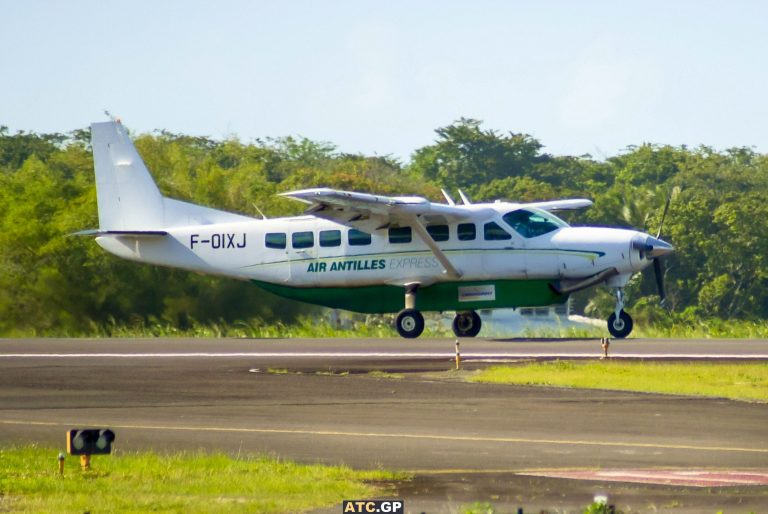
[[523, 199, 593, 211], [280, 188, 483, 226], [281, 188, 493, 279]]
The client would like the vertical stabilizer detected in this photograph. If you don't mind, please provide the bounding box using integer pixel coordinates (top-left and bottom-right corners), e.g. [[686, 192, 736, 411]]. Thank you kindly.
[[91, 121, 164, 230]]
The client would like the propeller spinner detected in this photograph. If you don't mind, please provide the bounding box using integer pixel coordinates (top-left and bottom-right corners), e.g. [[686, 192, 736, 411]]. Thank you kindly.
[[632, 235, 674, 303]]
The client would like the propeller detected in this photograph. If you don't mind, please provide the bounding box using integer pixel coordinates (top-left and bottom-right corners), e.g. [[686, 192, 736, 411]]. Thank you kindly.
[[632, 192, 675, 306], [631, 192, 675, 305], [656, 193, 671, 239], [632, 235, 672, 305], [654, 191, 674, 306]]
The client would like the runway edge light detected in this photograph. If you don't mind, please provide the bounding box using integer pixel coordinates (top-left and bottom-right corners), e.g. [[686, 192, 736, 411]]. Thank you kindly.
[[67, 428, 116, 470]]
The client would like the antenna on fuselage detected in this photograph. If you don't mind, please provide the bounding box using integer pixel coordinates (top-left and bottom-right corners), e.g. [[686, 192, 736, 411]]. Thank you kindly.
[[252, 203, 268, 220], [103, 110, 120, 123], [440, 189, 456, 206], [457, 189, 472, 205]]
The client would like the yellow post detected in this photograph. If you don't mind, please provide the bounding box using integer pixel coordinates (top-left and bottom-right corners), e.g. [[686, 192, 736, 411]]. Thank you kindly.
[[455, 340, 461, 370], [80, 454, 90, 471], [601, 338, 611, 359]]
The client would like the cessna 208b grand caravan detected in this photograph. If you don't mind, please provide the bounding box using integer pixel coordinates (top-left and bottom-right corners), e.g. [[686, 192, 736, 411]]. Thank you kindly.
[[81, 120, 673, 339]]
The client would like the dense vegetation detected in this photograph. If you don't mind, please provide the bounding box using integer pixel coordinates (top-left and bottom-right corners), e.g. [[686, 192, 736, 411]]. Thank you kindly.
[[1, 118, 766, 336]]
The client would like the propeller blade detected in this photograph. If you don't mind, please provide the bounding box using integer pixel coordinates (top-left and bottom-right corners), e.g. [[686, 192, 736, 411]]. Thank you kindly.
[[657, 194, 672, 238], [653, 257, 666, 304]]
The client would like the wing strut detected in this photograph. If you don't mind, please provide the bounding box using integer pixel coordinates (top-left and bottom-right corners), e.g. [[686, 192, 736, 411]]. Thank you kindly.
[[406, 215, 462, 279]]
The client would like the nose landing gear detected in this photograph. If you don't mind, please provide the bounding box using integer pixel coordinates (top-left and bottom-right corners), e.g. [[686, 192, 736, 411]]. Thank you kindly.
[[607, 288, 633, 338]]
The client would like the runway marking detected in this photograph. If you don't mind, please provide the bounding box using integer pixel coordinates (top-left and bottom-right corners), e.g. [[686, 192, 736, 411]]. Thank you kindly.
[[2, 352, 768, 359], [2, 419, 767, 455], [519, 469, 768, 487]]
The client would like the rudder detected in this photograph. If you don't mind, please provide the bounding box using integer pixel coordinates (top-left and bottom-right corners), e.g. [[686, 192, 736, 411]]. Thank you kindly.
[[91, 121, 164, 230]]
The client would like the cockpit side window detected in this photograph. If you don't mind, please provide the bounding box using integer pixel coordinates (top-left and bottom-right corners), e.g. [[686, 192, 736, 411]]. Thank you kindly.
[[484, 221, 512, 241], [502, 209, 567, 238]]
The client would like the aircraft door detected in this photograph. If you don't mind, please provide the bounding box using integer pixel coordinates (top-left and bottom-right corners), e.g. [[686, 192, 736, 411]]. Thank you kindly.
[[262, 231, 292, 283], [288, 228, 318, 283], [500, 210, 561, 279], [480, 221, 527, 278]]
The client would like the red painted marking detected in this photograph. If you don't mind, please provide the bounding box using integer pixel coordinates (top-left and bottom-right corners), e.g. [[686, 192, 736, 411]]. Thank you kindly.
[[520, 470, 768, 487]]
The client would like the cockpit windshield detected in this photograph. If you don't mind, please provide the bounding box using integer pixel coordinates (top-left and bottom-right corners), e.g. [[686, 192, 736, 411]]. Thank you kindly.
[[502, 208, 569, 238]]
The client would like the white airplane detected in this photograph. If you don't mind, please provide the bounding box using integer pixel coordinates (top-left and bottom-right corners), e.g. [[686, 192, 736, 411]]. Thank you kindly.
[[80, 120, 673, 339]]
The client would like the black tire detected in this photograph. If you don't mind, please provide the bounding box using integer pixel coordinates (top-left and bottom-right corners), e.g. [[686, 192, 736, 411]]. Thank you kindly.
[[607, 310, 633, 338], [395, 309, 425, 339], [452, 311, 482, 338]]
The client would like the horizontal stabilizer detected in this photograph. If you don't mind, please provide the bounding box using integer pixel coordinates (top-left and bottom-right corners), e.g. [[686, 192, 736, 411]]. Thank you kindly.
[[71, 229, 168, 238]]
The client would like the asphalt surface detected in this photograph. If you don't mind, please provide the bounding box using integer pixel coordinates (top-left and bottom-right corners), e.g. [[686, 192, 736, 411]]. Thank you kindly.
[[1, 337, 767, 513]]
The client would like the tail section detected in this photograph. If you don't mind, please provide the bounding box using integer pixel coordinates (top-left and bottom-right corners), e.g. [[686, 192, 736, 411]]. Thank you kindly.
[[91, 121, 164, 230], [90, 121, 253, 230]]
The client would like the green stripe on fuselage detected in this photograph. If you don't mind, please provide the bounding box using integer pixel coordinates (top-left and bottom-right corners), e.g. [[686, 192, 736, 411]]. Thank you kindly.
[[252, 279, 567, 313]]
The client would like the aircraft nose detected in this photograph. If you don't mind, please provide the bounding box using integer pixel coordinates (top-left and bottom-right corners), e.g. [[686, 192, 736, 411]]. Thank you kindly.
[[632, 235, 674, 258]]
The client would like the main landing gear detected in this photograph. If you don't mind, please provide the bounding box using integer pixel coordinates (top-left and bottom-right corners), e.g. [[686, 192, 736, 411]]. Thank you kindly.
[[395, 308, 425, 339], [394, 284, 482, 339], [452, 311, 482, 338], [395, 284, 425, 338], [607, 287, 634, 338]]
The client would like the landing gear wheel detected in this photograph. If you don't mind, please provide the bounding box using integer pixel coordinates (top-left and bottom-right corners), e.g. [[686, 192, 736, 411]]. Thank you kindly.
[[395, 309, 425, 339], [607, 310, 633, 338], [452, 311, 482, 338]]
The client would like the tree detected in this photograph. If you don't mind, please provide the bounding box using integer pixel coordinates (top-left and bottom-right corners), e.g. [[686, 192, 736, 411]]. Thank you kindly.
[[409, 118, 546, 191]]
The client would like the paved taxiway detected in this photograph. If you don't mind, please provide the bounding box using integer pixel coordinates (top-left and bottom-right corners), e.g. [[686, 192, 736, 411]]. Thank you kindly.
[[2, 337, 767, 512]]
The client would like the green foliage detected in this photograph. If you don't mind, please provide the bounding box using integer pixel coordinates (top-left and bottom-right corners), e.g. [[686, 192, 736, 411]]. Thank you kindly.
[[584, 501, 624, 514], [1, 119, 767, 335], [410, 118, 545, 191]]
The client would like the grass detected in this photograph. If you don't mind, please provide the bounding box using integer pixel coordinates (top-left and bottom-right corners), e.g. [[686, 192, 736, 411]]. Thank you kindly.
[[367, 370, 405, 380], [470, 361, 768, 402], [7, 309, 768, 339], [0, 445, 404, 513], [634, 318, 768, 339], [12, 314, 452, 339], [266, 368, 292, 375]]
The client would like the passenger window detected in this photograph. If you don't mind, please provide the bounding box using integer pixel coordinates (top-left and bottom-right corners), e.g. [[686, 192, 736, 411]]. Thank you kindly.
[[319, 230, 341, 247], [426, 224, 449, 242], [457, 223, 476, 241], [388, 226, 412, 244], [292, 231, 314, 249], [265, 232, 286, 249], [484, 222, 512, 241], [348, 229, 372, 246]]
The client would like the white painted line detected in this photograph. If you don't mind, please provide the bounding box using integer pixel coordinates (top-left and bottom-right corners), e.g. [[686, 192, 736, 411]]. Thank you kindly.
[[1, 352, 768, 359]]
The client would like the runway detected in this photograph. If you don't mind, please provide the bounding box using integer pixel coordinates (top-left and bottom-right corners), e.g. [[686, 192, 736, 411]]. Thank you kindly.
[[2, 336, 768, 362], [2, 337, 767, 512]]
